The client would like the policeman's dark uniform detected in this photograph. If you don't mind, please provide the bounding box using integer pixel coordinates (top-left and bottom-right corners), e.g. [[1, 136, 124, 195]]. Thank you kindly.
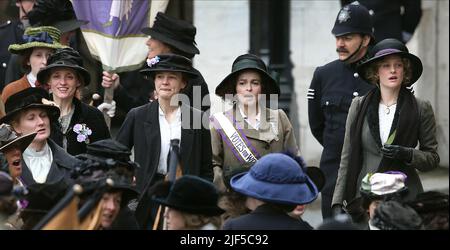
[[341, 0, 422, 43], [0, 20, 23, 91], [307, 3, 375, 219]]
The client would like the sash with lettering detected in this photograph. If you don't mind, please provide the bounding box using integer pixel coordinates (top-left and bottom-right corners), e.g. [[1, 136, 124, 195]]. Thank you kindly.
[[211, 111, 261, 163]]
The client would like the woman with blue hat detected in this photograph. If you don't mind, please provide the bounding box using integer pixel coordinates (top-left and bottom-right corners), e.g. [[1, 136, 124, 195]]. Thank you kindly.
[[222, 153, 319, 230], [211, 54, 300, 193], [332, 38, 440, 214]]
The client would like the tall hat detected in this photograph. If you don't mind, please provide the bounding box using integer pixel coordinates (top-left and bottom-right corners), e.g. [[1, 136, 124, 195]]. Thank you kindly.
[[332, 2, 374, 40], [0, 87, 60, 124], [0, 123, 37, 153], [27, 0, 88, 33], [37, 47, 91, 86], [215, 54, 280, 99], [357, 38, 423, 86], [141, 12, 199, 55], [230, 153, 320, 205], [153, 175, 225, 216], [140, 54, 197, 80], [8, 26, 66, 54]]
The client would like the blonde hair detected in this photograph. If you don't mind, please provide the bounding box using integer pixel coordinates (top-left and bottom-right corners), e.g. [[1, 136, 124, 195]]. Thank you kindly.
[[364, 57, 413, 86]]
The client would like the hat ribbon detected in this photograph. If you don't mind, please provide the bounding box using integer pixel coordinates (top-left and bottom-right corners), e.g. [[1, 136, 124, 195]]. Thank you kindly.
[[22, 31, 54, 44], [374, 48, 402, 57]]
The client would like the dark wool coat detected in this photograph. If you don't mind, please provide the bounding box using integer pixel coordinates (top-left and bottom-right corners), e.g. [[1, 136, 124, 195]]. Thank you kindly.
[[18, 139, 81, 186]]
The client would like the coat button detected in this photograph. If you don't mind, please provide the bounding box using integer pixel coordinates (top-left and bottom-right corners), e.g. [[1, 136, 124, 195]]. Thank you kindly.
[[7, 20, 11, 25], [2, 63, 6, 68], [353, 92, 359, 97], [325, 101, 329, 106], [353, 72, 359, 78], [369, 10, 374, 15], [264, 144, 270, 150]]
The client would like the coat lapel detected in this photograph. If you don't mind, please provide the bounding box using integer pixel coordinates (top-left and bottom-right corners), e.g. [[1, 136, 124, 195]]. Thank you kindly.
[[144, 101, 161, 176], [180, 105, 193, 175], [45, 140, 71, 183], [19, 159, 35, 186]]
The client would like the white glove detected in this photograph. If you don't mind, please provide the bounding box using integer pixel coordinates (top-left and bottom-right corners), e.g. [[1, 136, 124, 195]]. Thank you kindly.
[[97, 101, 116, 118]]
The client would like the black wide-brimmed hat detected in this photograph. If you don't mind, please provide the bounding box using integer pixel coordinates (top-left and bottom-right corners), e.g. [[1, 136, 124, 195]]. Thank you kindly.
[[75, 139, 140, 204], [0, 124, 37, 153], [215, 54, 280, 99], [0, 88, 60, 125], [331, 2, 374, 39], [28, 0, 88, 33], [37, 47, 91, 86], [371, 200, 423, 230], [357, 38, 423, 86], [141, 12, 199, 55], [153, 175, 225, 216], [140, 54, 197, 80]]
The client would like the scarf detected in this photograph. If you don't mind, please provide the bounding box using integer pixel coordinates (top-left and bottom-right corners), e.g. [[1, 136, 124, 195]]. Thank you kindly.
[[343, 87, 419, 202]]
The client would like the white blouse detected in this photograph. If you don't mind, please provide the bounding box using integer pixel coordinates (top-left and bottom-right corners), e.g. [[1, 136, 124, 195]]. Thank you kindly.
[[157, 106, 182, 175], [26, 72, 37, 87], [23, 142, 53, 183], [378, 103, 397, 145]]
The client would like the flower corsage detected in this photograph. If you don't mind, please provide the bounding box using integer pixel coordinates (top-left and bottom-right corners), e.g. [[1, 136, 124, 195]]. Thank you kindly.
[[73, 123, 92, 143]]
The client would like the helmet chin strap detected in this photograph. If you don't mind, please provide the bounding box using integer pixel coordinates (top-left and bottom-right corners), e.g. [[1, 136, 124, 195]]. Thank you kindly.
[[341, 39, 364, 64]]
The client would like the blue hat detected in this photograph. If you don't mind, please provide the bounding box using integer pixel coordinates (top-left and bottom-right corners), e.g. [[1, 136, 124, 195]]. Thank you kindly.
[[230, 153, 319, 205], [331, 2, 374, 40]]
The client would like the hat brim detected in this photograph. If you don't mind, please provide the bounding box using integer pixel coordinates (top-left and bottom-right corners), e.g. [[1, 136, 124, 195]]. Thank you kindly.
[[37, 64, 91, 86], [141, 27, 200, 55], [306, 166, 325, 192], [54, 19, 89, 33], [153, 196, 225, 216], [230, 171, 319, 205], [0, 132, 37, 153], [215, 68, 280, 99], [357, 51, 423, 86], [139, 67, 197, 79], [0, 104, 60, 125], [8, 42, 67, 55]]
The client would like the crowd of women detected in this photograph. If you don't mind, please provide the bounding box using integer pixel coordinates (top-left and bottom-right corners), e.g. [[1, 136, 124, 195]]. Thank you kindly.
[[0, 0, 447, 230]]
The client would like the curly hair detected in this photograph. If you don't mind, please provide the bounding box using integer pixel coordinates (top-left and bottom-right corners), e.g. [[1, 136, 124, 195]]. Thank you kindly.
[[363, 57, 413, 86]]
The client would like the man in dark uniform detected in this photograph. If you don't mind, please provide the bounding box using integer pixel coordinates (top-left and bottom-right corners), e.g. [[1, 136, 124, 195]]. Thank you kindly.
[[341, 0, 422, 43], [307, 2, 375, 219]]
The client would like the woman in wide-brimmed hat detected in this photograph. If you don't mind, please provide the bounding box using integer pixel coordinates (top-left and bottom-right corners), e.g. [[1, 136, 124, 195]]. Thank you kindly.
[[37, 47, 110, 156], [152, 175, 224, 230], [211, 54, 300, 193], [332, 38, 440, 214], [0, 123, 36, 186], [222, 153, 320, 230], [0, 87, 80, 186], [117, 54, 213, 229], [75, 139, 140, 230], [1, 26, 66, 103]]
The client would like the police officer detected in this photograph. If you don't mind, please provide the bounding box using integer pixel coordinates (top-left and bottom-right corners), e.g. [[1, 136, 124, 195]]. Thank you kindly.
[[341, 0, 422, 43], [307, 2, 375, 219]]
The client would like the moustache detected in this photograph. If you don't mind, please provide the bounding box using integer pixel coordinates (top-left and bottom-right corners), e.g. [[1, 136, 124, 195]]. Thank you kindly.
[[336, 48, 349, 53]]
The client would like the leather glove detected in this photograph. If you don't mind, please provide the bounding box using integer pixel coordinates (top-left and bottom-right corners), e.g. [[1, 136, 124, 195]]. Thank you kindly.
[[331, 204, 345, 217], [381, 144, 413, 163], [97, 100, 116, 118]]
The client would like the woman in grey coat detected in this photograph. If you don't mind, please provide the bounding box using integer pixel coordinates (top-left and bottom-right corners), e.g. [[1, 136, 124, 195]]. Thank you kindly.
[[332, 38, 439, 213]]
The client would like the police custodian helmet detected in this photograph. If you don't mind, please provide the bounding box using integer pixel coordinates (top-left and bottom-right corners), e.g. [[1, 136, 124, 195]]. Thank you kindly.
[[332, 2, 374, 39]]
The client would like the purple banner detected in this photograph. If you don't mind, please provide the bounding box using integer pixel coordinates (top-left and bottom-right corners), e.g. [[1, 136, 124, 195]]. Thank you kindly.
[[72, 0, 149, 37]]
